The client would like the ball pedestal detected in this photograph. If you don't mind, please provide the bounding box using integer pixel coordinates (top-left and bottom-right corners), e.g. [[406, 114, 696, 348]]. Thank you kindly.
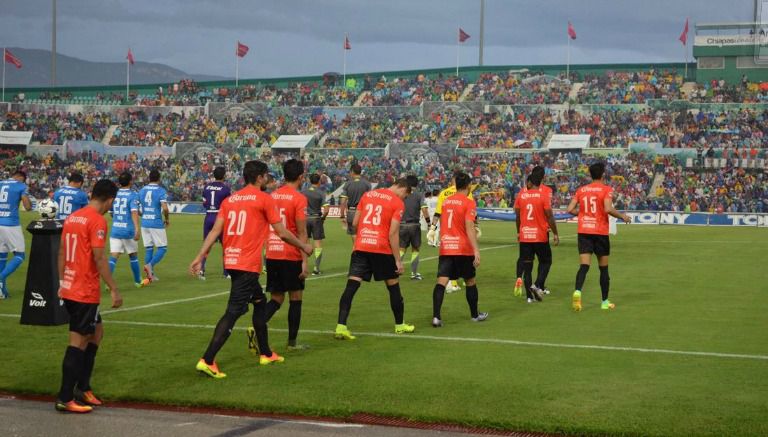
[[19, 219, 69, 326]]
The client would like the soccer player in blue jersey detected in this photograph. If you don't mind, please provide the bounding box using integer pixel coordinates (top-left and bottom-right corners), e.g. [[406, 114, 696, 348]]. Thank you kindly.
[[0, 170, 33, 299], [108, 172, 144, 288], [53, 172, 89, 220], [138, 169, 169, 283], [199, 167, 231, 280]]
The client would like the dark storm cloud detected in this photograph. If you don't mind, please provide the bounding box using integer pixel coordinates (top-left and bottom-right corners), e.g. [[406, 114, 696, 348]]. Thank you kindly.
[[0, 0, 755, 78]]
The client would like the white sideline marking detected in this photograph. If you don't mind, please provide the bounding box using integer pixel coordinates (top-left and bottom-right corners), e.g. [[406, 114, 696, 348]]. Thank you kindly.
[[212, 414, 365, 428], [90, 319, 768, 362], [101, 292, 231, 315], [1, 313, 765, 361]]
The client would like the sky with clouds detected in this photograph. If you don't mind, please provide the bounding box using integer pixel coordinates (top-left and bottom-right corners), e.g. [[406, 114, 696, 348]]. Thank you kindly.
[[0, 0, 757, 79]]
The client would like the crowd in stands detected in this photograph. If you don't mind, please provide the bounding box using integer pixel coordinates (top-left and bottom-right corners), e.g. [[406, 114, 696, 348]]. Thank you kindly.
[[658, 163, 766, 213], [2, 111, 112, 144], [688, 76, 768, 103], [7, 149, 764, 213], [576, 68, 683, 104], [359, 74, 467, 106], [109, 111, 323, 147], [470, 72, 571, 104], [668, 108, 768, 152], [556, 108, 674, 147]]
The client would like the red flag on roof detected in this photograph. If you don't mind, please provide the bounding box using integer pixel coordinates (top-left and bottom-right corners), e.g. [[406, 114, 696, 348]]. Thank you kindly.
[[459, 28, 470, 43], [344, 35, 351, 50], [237, 41, 249, 58], [567, 21, 577, 40], [126, 48, 135, 65], [679, 18, 689, 46], [4, 49, 22, 69]]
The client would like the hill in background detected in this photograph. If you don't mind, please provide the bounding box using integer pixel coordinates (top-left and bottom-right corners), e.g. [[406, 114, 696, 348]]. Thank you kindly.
[[2, 48, 228, 88]]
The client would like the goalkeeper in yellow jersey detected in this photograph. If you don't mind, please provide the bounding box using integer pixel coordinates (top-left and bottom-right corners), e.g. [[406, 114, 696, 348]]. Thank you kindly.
[[427, 172, 480, 293]]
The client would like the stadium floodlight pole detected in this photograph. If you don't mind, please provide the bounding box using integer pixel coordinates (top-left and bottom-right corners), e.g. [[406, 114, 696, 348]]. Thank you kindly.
[[479, 0, 485, 66], [52, 0, 56, 87]]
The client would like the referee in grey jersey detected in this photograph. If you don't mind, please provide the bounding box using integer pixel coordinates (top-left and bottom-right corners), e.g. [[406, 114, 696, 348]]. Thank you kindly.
[[301, 174, 329, 275], [399, 175, 430, 280], [339, 163, 372, 241]]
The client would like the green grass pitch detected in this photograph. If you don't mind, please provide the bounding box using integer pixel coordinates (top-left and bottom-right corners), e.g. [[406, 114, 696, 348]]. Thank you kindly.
[[1, 212, 766, 436]]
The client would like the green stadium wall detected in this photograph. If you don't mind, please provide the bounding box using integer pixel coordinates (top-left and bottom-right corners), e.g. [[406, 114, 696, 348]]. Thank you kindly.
[[4, 62, 695, 102]]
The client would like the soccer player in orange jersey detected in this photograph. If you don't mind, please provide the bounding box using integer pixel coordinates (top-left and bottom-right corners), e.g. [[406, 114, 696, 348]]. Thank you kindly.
[[56, 179, 120, 413], [334, 178, 414, 340], [431, 172, 486, 327], [190, 161, 312, 377], [566, 162, 632, 311], [514, 172, 560, 303], [514, 165, 556, 297], [249, 159, 311, 351]]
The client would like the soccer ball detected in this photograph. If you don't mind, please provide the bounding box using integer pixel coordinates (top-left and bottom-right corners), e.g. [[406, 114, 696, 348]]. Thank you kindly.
[[38, 198, 58, 219]]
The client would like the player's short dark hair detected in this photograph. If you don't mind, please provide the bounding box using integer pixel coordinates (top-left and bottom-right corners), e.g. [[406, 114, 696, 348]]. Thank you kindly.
[[309, 173, 321, 184], [531, 165, 545, 178], [455, 172, 471, 190], [350, 163, 362, 175], [213, 166, 226, 181], [118, 172, 132, 187], [12, 170, 26, 179], [243, 160, 269, 185], [432, 189, 440, 196], [149, 169, 161, 182], [406, 175, 419, 188], [589, 162, 606, 180], [283, 159, 304, 182], [68, 172, 84, 184], [529, 171, 544, 187], [91, 179, 118, 201], [392, 177, 412, 194]]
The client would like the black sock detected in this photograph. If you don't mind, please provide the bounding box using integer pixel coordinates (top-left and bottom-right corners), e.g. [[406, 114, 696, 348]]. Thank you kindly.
[[387, 283, 404, 325], [432, 283, 446, 319], [515, 257, 523, 278], [202, 312, 238, 364], [465, 284, 479, 318], [599, 266, 610, 301], [251, 299, 272, 356], [575, 264, 590, 291], [78, 343, 99, 392], [535, 261, 551, 289], [287, 300, 302, 345], [58, 346, 85, 402], [523, 261, 534, 299], [265, 299, 282, 322], [337, 279, 360, 325]]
